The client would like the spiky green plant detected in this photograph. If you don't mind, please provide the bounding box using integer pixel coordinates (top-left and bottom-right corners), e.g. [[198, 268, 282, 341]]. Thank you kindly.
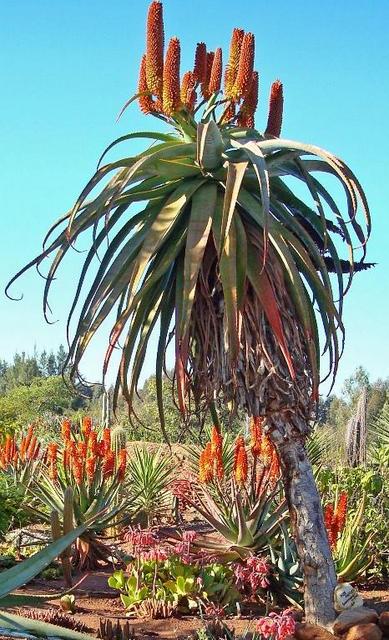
[[127, 446, 173, 526], [8, 0, 372, 625]]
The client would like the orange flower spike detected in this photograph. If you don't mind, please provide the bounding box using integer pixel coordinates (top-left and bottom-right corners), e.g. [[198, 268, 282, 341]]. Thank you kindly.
[[47, 443, 58, 464], [27, 436, 39, 460], [77, 441, 87, 459], [63, 447, 70, 470], [49, 460, 58, 482], [250, 416, 263, 457], [88, 430, 99, 456], [81, 416, 92, 438], [180, 71, 197, 112], [103, 449, 115, 479], [86, 456, 96, 482], [24, 425, 34, 452], [335, 491, 348, 534], [234, 440, 248, 485], [208, 47, 223, 95], [261, 433, 273, 466], [234, 435, 245, 468], [193, 42, 207, 83], [138, 54, 156, 115], [232, 32, 255, 100], [224, 28, 244, 99], [199, 442, 213, 483], [265, 80, 284, 137], [102, 428, 111, 453], [162, 36, 181, 117], [72, 458, 83, 485], [201, 51, 214, 100], [210, 425, 224, 480], [61, 419, 71, 441], [145, 0, 164, 98], [237, 70, 259, 128], [210, 425, 222, 456], [117, 449, 127, 482]]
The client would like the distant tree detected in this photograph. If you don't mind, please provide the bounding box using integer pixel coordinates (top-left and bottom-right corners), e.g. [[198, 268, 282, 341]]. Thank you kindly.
[[0, 376, 88, 434], [0, 352, 41, 393], [46, 353, 58, 377], [39, 350, 48, 376], [56, 345, 68, 373]]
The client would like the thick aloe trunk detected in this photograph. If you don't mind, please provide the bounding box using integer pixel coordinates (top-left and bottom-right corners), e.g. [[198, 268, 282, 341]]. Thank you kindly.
[[271, 423, 337, 627]]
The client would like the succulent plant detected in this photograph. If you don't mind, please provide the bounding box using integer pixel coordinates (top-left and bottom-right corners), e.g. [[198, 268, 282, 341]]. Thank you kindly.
[[15, 608, 88, 632]]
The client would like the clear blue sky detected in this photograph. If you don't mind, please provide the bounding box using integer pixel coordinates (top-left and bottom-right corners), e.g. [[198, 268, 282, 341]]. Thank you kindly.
[[0, 0, 388, 395]]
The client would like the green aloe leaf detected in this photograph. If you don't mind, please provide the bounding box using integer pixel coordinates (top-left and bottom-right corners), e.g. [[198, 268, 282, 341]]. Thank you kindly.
[[0, 525, 87, 600]]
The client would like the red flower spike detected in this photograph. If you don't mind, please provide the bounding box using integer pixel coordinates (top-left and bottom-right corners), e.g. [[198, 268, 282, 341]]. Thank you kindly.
[[335, 491, 348, 534], [145, 0, 164, 98], [208, 47, 223, 95], [180, 70, 197, 112], [232, 32, 255, 100], [193, 42, 207, 83], [237, 70, 259, 128], [324, 502, 336, 548], [224, 28, 244, 99], [201, 51, 214, 100], [162, 37, 181, 117], [265, 79, 283, 137], [138, 54, 157, 115]]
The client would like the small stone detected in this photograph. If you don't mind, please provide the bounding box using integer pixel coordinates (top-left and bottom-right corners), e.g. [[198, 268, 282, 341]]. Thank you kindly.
[[345, 623, 382, 640], [333, 607, 379, 634], [295, 622, 336, 640], [379, 612, 389, 634]]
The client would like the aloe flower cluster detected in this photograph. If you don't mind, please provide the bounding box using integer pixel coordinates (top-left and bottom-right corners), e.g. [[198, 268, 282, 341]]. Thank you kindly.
[[198, 420, 280, 488], [0, 426, 40, 471], [56, 418, 127, 488], [137, 0, 281, 131], [324, 491, 348, 548]]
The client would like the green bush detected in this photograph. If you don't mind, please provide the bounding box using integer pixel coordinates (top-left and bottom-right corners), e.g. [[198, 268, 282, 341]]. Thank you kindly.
[[0, 476, 30, 536]]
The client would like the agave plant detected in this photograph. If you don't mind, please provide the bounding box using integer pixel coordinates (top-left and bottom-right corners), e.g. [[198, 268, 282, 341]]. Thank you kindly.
[[8, 0, 372, 624], [127, 446, 173, 526]]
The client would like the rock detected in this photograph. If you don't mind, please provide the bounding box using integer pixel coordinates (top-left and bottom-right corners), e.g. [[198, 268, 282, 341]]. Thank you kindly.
[[345, 623, 382, 640], [295, 622, 336, 640], [333, 607, 379, 634], [379, 612, 389, 634]]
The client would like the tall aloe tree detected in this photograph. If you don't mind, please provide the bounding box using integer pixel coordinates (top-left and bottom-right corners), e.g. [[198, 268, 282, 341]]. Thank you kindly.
[[7, 1, 371, 625]]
